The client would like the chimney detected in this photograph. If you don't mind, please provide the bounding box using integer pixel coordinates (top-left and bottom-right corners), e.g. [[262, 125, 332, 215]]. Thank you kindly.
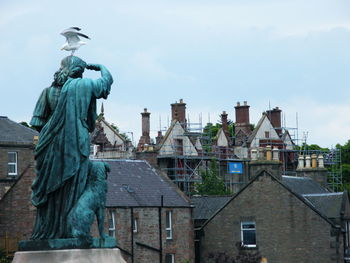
[[266, 107, 282, 136], [171, 99, 186, 128], [234, 101, 251, 145], [137, 108, 151, 151], [296, 154, 327, 188], [221, 111, 229, 136], [156, 131, 163, 145]]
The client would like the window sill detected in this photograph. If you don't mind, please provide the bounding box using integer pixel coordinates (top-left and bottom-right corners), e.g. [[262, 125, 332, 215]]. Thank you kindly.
[[240, 245, 258, 250]]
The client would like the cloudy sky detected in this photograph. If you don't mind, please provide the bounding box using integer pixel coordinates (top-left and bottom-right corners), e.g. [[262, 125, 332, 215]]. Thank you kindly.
[[1, 0, 350, 147]]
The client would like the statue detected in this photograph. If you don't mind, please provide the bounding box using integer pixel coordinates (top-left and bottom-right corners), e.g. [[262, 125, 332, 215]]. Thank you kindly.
[[29, 56, 113, 241]]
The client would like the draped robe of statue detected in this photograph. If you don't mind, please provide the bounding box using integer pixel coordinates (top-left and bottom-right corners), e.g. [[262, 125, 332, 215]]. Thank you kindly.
[[29, 58, 113, 239]]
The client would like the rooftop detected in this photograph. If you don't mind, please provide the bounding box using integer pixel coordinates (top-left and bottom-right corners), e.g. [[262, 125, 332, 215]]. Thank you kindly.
[[0, 116, 38, 145], [99, 159, 190, 207]]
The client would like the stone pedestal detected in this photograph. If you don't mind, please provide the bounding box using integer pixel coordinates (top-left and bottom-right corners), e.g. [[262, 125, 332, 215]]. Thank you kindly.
[[13, 248, 127, 263]]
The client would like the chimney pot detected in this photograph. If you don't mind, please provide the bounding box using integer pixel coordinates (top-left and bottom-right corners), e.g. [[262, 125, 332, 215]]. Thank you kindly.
[[179, 99, 183, 103], [244, 101, 247, 106], [237, 102, 240, 106]]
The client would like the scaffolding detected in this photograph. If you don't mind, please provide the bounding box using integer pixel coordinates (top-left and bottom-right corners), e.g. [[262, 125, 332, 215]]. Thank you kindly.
[[157, 121, 247, 196], [157, 117, 343, 196]]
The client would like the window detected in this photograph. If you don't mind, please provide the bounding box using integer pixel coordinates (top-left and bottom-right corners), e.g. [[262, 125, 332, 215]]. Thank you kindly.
[[265, 131, 269, 138], [8, 152, 17, 176], [166, 211, 173, 240], [165, 254, 174, 263], [133, 218, 138, 233], [108, 210, 116, 237], [241, 222, 256, 247], [346, 221, 350, 247]]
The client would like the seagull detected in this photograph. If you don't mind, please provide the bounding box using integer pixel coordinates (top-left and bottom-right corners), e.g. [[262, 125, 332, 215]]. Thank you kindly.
[[60, 27, 90, 55]]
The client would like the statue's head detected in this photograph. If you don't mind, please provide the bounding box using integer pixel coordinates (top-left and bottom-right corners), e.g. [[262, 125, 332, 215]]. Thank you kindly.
[[52, 56, 87, 87]]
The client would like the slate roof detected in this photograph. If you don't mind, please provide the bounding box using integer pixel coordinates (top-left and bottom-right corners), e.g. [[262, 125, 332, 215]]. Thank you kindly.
[[281, 176, 329, 195], [99, 159, 190, 207], [0, 116, 38, 145], [191, 196, 232, 220], [303, 192, 345, 219]]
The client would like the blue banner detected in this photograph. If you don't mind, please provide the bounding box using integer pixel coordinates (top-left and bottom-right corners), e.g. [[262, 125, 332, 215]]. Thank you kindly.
[[229, 162, 243, 174]]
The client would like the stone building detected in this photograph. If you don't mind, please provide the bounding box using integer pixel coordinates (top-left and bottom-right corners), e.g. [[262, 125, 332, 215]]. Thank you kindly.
[[198, 157, 350, 263], [0, 116, 38, 199], [103, 159, 195, 263], [90, 107, 134, 159], [0, 116, 38, 254]]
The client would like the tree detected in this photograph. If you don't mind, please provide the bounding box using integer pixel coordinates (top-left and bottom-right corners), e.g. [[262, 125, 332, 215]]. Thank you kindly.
[[195, 159, 231, 195], [110, 123, 130, 141]]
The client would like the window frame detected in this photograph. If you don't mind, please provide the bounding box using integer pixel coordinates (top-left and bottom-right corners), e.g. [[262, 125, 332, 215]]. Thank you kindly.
[[7, 152, 18, 176], [133, 218, 138, 233], [240, 221, 257, 248], [346, 221, 350, 247], [165, 253, 175, 263], [108, 210, 116, 238], [166, 210, 173, 240]]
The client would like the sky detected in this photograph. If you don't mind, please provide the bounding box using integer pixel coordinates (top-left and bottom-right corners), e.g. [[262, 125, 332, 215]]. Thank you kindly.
[[1, 0, 350, 147]]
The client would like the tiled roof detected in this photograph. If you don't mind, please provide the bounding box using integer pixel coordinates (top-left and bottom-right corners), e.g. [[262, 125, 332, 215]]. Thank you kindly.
[[303, 192, 345, 219], [281, 176, 329, 195], [99, 159, 190, 207], [190, 196, 232, 220], [0, 116, 38, 144]]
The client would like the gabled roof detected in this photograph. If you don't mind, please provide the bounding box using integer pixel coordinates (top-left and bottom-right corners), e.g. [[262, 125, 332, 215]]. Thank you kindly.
[[157, 120, 197, 153], [247, 113, 281, 144], [303, 192, 345, 219], [281, 130, 295, 146], [156, 120, 177, 149], [201, 170, 339, 230], [100, 159, 190, 207], [191, 196, 232, 220], [98, 118, 126, 143], [282, 176, 329, 195], [0, 116, 38, 145]]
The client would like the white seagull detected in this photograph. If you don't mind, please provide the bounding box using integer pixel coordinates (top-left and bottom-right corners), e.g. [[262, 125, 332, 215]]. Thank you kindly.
[[60, 27, 90, 55]]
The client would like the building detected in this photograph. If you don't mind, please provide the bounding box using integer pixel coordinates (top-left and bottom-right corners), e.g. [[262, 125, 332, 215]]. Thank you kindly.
[[0, 116, 38, 255], [0, 116, 38, 199], [90, 106, 134, 159], [103, 159, 195, 263], [198, 156, 350, 263]]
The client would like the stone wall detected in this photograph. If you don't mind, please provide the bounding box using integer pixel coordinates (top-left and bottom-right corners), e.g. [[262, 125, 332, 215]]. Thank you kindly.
[[109, 207, 194, 263], [0, 163, 36, 240], [200, 174, 343, 263], [0, 146, 34, 199]]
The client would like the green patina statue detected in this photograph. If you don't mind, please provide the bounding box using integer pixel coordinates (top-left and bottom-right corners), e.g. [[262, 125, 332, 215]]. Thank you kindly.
[[27, 56, 113, 246]]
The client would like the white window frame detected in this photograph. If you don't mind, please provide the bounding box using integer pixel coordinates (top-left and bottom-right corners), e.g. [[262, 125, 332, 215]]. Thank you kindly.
[[241, 221, 257, 248], [133, 218, 138, 233], [165, 253, 175, 263], [8, 152, 18, 176], [109, 210, 116, 238], [166, 210, 173, 240]]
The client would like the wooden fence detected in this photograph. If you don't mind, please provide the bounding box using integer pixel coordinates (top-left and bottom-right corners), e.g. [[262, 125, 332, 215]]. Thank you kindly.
[[0, 232, 19, 257]]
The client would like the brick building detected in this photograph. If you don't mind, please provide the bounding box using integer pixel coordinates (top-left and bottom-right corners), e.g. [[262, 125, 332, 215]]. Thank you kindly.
[[103, 159, 195, 263], [0, 116, 38, 199], [198, 161, 350, 263]]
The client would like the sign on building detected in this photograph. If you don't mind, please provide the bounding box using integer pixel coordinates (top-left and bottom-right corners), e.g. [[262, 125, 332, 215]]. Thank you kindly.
[[228, 162, 243, 174]]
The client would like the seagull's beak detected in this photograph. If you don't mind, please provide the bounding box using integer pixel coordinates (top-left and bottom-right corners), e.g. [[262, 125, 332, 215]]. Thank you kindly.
[[60, 47, 64, 50]]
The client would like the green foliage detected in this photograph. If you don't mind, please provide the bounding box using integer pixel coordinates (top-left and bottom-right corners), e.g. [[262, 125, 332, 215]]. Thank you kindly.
[[0, 249, 10, 263], [195, 159, 231, 195], [19, 121, 36, 131], [110, 123, 130, 141], [295, 143, 329, 152]]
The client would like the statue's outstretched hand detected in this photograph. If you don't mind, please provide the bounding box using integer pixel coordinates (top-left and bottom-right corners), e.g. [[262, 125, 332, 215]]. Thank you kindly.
[[86, 64, 101, 71]]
